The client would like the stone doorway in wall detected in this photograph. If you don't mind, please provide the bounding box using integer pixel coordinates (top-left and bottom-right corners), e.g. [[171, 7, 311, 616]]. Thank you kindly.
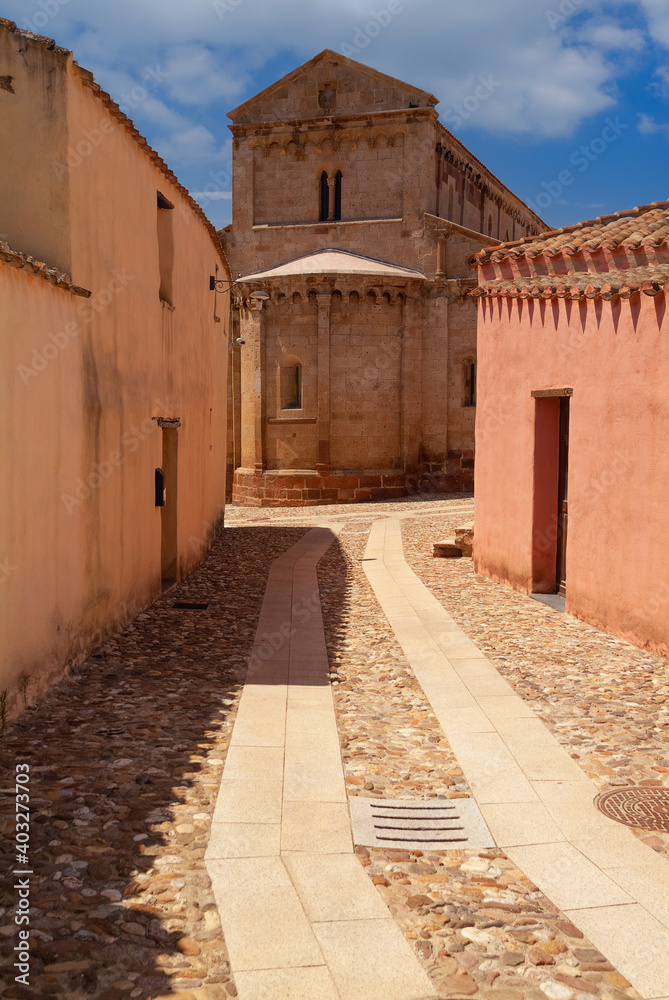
[[530, 388, 572, 606], [555, 396, 570, 597], [161, 426, 179, 587]]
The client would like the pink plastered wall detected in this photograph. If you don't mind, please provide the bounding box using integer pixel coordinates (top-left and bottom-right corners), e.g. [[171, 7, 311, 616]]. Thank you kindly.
[[473, 283, 669, 655]]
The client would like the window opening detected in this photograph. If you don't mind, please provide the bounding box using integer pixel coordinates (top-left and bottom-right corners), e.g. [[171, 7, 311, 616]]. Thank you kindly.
[[334, 170, 342, 221], [464, 359, 476, 407], [319, 171, 329, 221], [281, 361, 302, 409], [157, 190, 174, 305]]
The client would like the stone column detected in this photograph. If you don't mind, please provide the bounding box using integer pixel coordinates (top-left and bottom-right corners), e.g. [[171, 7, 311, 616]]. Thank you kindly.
[[400, 294, 423, 478], [421, 293, 449, 485], [327, 177, 336, 221], [316, 293, 331, 472], [436, 236, 447, 278], [247, 303, 266, 472]]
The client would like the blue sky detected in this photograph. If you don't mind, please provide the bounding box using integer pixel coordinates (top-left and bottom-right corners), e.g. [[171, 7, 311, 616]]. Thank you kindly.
[[2, 0, 668, 232]]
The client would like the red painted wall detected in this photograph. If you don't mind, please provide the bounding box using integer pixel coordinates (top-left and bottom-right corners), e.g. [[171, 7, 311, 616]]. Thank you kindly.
[[473, 286, 669, 655]]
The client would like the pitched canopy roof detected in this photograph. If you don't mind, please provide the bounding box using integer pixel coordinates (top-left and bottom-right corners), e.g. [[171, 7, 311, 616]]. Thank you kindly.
[[239, 249, 426, 281]]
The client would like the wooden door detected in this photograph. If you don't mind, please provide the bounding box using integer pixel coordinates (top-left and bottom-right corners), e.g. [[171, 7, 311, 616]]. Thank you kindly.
[[555, 397, 570, 596]]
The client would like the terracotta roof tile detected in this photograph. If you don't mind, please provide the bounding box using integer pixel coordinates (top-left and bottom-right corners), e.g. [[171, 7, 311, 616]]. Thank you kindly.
[[470, 263, 669, 301], [474, 200, 669, 266], [0, 242, 91, 296]]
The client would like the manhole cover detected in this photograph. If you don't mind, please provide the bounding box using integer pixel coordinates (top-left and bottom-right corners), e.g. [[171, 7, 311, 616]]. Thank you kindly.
[[595, 786, 669, 833], [349, 796, 495, 850]]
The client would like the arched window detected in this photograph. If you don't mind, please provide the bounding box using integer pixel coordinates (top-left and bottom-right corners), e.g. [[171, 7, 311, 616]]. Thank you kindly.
[[488, 214, 493, 235], [334, 170, 342, 220], [281, 358, 302, 410], [464, 358, 476, 408], [319, 171, 329, 221], [448, 186, 454, 220]]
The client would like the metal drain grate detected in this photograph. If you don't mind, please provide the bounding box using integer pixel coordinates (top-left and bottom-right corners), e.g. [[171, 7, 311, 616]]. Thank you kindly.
[[349, 796, 495, 850], [173, 602, 209, 610], [595, 786, 669, 833]]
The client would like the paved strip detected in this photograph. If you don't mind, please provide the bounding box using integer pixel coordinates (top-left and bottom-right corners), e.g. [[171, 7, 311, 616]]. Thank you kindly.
[[206, 526, 438, 1000], [363, 516, 669, 1000]]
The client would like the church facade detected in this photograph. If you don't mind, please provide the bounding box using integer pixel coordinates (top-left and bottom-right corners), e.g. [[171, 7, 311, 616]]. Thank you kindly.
[[222, 50, 543, 505]]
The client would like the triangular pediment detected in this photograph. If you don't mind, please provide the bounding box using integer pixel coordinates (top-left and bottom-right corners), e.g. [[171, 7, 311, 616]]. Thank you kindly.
[[228, 49, 437, 125]]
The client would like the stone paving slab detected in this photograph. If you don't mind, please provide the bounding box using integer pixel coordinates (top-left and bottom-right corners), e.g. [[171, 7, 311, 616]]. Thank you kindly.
[[563, 905, 669, 999], [206, 525, 438, 1000]]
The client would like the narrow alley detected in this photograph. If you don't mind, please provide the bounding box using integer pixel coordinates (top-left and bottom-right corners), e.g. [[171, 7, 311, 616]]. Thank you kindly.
[[1, 496, 668, 1000]]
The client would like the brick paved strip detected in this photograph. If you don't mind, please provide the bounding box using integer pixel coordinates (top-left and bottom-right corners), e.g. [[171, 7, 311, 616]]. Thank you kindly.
[[363, 516, 669, 999], [206, 525, 438, 1000]]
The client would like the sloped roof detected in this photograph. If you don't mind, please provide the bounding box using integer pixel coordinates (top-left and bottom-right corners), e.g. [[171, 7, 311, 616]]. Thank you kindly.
[[471, 264, 669, 301], [227, 48, 437, 123], [239, 249, 426, 281], [474, 200, 669, 266], [0, 241, 91, 296]]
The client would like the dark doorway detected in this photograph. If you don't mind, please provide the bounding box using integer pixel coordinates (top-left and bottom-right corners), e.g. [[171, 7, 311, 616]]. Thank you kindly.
[[555, 397, 570, 596], [161, 427, 178, 586]]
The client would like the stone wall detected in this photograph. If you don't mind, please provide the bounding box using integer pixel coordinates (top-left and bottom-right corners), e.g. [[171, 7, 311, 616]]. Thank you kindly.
[[223, 50, 545, 505]]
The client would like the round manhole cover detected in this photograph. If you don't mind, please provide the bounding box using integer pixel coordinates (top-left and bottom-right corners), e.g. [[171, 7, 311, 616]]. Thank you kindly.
[[594, 786, 669, 833]]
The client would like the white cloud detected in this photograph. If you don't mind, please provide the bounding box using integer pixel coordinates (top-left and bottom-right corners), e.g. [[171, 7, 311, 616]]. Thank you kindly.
[[652, 65, 669, 99], [155, 125, 231, 168], [576, 20, 645, 52], [638, 0, 669, 48], [637, 112, 669, 136], [0, 0, 660, 148], [191, 190, 232, 199], [160, 44, 249, 106]]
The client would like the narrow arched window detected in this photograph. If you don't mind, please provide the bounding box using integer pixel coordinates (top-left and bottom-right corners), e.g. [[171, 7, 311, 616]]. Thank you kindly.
[[488, 214, 493, 235], [319, 171, 329, 221], [464, 358, 476, 407], [448, 186, 454, 219], [281, 360, 302, 410], [334, 170, 342, 220]]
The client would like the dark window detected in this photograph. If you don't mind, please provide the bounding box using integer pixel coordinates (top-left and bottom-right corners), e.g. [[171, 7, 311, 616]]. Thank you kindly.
[[281, 361, 302, 409], [464, 359, 476, 407], [320, 171, 329, 221], [334, 170, 342, 221], [157, 191, 174, 305]]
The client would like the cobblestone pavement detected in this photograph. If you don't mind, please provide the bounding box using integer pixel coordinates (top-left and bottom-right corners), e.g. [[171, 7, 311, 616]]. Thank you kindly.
[[1, 496, 667, 1000], [0, 527, 306, 1000], [316, 503, 666, 1000], [399, 503, 669, 857]]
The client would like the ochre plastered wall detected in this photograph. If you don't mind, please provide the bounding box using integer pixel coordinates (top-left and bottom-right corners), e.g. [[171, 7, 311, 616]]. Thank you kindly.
[[0, 27, 71, 272], [0, 24, 229, 714]]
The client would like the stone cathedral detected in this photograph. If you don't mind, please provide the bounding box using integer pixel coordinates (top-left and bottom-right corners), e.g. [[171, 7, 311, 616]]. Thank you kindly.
[[222, 50, 543, 505]]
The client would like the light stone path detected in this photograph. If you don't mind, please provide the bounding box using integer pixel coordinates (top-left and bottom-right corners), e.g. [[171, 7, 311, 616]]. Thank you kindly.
[[205, 526, 438, 1000], [363, 516, 669, 1000]]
